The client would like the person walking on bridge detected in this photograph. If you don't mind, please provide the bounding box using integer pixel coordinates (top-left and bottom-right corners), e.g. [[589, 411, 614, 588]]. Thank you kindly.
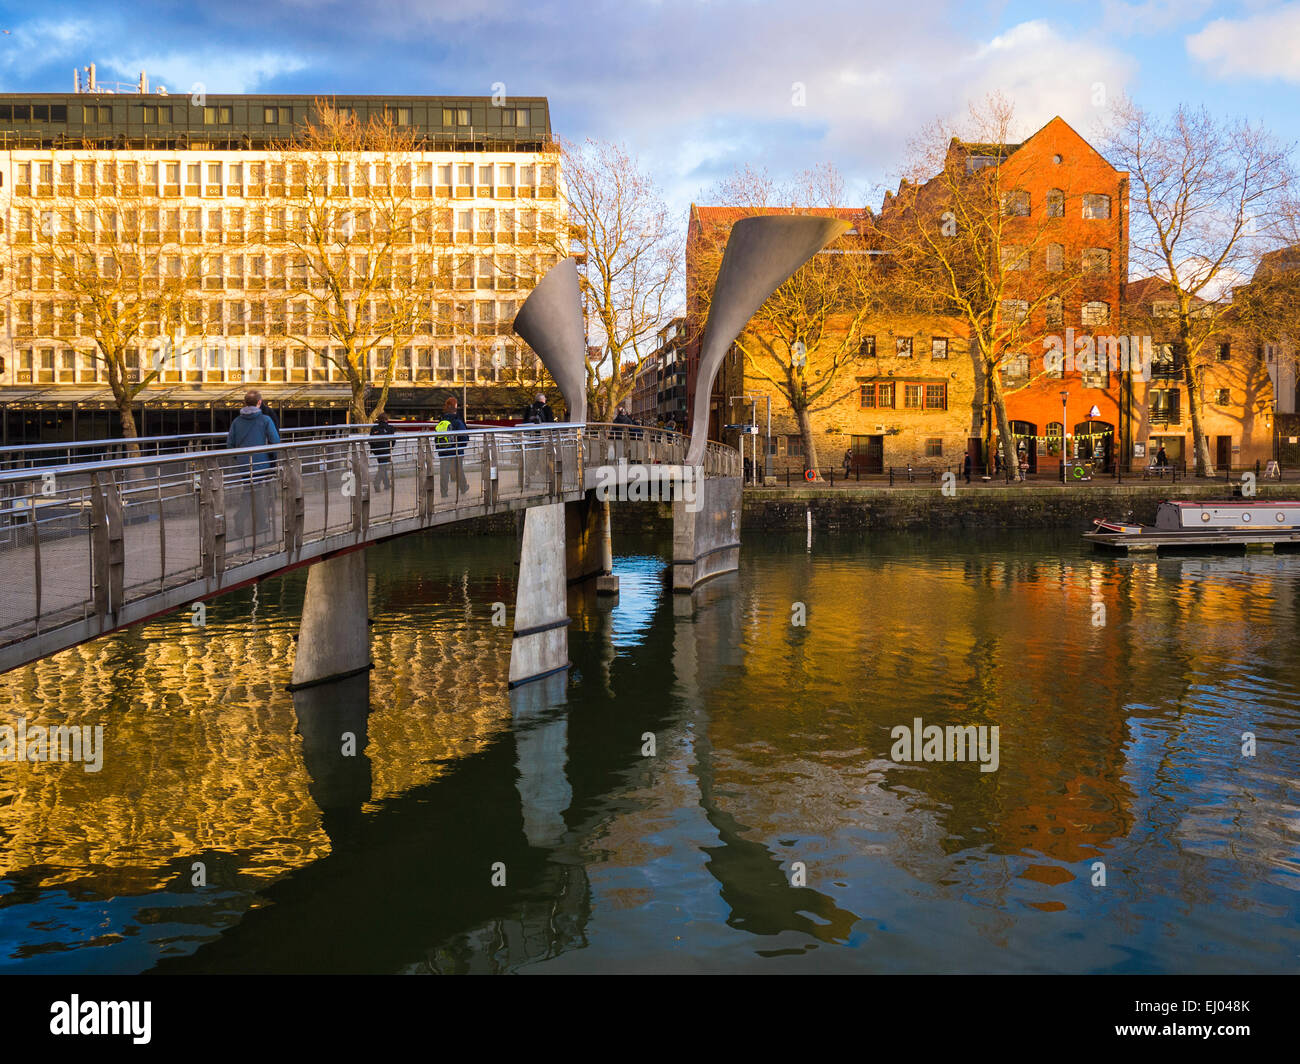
[[435, 396, 471, 499], [226, 390, 281, 539], [369, 412, 397, 492]]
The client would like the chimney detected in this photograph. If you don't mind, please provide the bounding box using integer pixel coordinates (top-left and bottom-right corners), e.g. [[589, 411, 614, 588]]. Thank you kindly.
[[138, 69, 148, 94], [88, 63, 96, 92]]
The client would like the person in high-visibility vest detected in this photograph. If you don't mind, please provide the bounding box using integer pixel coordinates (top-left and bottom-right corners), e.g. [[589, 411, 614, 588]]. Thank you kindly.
[[435, 396, 470, 498]]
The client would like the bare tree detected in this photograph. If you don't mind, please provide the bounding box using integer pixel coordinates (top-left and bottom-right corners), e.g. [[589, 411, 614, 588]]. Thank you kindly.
[[1103, 97, 1295, 475], [28, 158, 199, 441], [267, 100, 441, 423], [690, 164, 877, 473], [549, 138, 679, 422], [874, 95, 1087, 480]]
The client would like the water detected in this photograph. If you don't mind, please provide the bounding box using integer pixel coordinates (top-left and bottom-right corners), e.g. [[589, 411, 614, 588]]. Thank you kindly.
[[1, 529, 1297, 973]]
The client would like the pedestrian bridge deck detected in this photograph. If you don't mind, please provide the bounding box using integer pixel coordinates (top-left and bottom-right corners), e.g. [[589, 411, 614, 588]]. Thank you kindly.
[[0, 423, 738, 673]]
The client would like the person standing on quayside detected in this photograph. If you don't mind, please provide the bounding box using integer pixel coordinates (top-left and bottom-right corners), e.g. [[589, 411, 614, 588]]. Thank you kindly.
[[369, 411, 396, 492], [435, 396, 471, 498], [1156, 444, 1168, 470], [226, 390, 281, 537]]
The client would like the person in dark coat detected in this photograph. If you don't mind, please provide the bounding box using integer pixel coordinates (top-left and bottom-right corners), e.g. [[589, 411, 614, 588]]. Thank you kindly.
[[369, 412, 396, 491], [963, 451, 972, 484], [436, 396, 471, 498], [1155, 444, 1168, 470], [523, 392, 556, 424]]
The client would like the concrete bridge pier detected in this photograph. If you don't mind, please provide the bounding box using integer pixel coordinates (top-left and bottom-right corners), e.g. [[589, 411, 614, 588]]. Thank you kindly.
[[672, 473, 742, 593], [510, 501, 572, 688], [289, 549, 373, 689], [565, 493, 618, 595]]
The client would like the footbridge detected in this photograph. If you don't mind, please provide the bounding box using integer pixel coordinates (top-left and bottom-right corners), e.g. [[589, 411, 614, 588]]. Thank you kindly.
[[0, 422, 739, 684]]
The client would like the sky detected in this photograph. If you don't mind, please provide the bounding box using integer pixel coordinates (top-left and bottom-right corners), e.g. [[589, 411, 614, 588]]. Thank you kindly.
[[1, 0, 1298, 220]]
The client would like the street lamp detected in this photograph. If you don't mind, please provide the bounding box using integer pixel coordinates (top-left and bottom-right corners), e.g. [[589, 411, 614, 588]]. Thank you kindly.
[[1060, 390, 1069, 483]]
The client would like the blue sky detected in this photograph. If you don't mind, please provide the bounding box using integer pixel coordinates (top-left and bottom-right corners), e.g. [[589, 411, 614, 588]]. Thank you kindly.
[[2, 0, 1297, 218]]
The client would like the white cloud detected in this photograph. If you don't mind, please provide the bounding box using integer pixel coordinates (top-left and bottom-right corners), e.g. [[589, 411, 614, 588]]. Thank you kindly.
[[99, 50, 308, 95], [1187, 5, 1300, 81], [1101, 0, 1214, 36]]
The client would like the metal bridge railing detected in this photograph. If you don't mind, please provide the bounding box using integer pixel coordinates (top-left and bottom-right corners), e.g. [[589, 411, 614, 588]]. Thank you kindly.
[[0, 424, 584, 652]]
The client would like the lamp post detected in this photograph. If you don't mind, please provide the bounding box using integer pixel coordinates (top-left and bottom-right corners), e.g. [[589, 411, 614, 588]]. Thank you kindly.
[[1060, 390, 1069, 483]]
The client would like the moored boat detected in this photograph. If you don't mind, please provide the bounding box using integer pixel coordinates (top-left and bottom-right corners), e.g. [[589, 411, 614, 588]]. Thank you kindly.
[[1084, 500, 1300, 552]]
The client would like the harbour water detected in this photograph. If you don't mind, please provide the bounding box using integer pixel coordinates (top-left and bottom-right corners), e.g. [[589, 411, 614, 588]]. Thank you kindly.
[[1, 529, 1296, 973]]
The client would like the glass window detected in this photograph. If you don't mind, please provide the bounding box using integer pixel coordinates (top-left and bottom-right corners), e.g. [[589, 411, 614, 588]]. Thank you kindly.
[[1046, 243, 1064, 272], [1001, 299, 1029, 324], [895, 336, 913, 357], [924, 384, 946, 409], [1046, 189, 1064, 218], [1045, 296, 1064, 328], [1001, 245, 1028, 271], [859, 335, 876, 357], [1082, 301, 1110, 326], [1083, 247, 1110, 274], [925, 438, 943, 457], [1082, 193, 1111, 219], [1216, 388, 1231, 404], [876, 382, 895, 408], [860, 383, 876, 408], [904, 383, 922, 408], [1001, 189, 1029, 216], [931, 338, 948, 359], [1217, 341, 1231, 361]]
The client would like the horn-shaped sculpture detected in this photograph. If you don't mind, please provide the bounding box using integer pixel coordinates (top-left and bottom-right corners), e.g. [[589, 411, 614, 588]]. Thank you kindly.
[[512, 257, 588, 425], [685, 215, 852, 466]]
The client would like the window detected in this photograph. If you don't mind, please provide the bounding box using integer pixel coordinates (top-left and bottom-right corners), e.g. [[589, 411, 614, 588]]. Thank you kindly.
[[83, 105, 111, 123], [500, 107, 530, 127], [392, 107, 411, 126], [1150, 388, 1181, 425], [895, 336, 913, 357], [1152, 342, 1177, 378], [1083, 247, 1110, 274], [925, 438, 943, 457], [203, 105, 232, 125], [1153, 300, 1177, 318], [785, 434, 804, 458], [1081, 358, 1108, 389], [457, 163, 473, 186], [1001, 299, 1029, 324], [1046, 243, 1064, 272], [931, 338, 948, 359], [876, 382, 895, 408], [904, 383, 922, 408], [1046, 189, 1064, 218], [1001, 245, 1028, 271], [1001, 353, 1029, 385], [443, 107, 470, 126], [1045, 422, 1063, 456], [859, 335, 876, 357], [1045, 295, 1064, 327], [1081, 301, 1110, 326], [1216, 388, 1231, 405], [924, 384, 947, 409], [478, 165, 493, 186], [860, 383, 878, 407], [1082, 193, 1111, 219], [967, 155, 998, 172], [1217, 341, 1231, 361], [263, 106, 290, 124], [1001, 189, 1030, 216]]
